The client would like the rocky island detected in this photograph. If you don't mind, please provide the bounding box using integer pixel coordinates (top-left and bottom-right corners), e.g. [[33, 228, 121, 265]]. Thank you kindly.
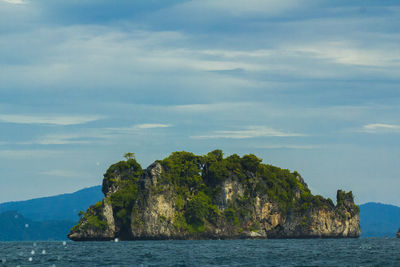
[[68, 150, 360, 241]]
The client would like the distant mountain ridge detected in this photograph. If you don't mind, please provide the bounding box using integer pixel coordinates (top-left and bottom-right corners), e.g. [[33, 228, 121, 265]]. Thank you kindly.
[[0, 211, 74, 241], [359, 202, 400, 237], [0, 185, 103, 222]]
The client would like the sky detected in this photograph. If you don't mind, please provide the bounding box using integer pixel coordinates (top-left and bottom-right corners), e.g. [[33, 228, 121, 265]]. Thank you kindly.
[[0, 0, 399, 205]]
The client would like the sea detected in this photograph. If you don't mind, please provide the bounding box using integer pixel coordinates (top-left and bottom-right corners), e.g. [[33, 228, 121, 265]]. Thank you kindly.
[[0, 238, 399, 266]]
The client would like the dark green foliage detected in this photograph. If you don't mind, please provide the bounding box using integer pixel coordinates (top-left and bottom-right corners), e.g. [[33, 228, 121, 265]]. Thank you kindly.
[[204, 159, 230, 186], [161, 151, 203, 191], [102, 156, 143, 198], [253, 164, 307, 212], [203, 153, 248, 186], [76, 155, 144, 234], [85, 215, 107, 230], [185, 192, 212, 226], [124, 152, 135, 160], [75, 150, 350, 236], [109, 182, 138, 223], [337, 190, 360, 214], [102, 156, 143, 226], [206, 149, 224, 161], [337, 190, 352, 206], [175, 195, 184, 210], [208, 204, 221, 224], [297, 192, 334, 212], [173, 211, 188, 230], [241, 154, 262, 172], [158, 150, 336, 230], [73, 201, 108, 232], [104, 158, 142, 183], [224, 207, 239, 226], [337, 190, 346, 206]]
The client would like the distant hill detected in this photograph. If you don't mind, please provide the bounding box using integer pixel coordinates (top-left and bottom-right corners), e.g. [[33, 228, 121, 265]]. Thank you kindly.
[[360, 202, 400, 237], [0, 210, 75, 241], [0, 186, 103, 222]]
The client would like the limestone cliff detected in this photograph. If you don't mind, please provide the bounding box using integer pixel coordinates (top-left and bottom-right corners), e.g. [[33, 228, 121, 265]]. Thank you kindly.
[[68, 150, 360, 241]]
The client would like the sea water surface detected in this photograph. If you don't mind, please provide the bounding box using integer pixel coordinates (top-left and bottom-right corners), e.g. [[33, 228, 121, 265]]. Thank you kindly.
[[0, 238, 399, 266]]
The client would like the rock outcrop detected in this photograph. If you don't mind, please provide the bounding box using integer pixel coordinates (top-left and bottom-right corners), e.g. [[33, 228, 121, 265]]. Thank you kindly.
[[397, 229, 400, 238], [68, 150, 360, 241]]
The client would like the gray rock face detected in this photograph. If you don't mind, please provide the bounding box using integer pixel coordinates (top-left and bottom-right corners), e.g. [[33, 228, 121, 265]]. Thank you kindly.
[[130, 162, 180, 239], [69, 156, 361, 241]]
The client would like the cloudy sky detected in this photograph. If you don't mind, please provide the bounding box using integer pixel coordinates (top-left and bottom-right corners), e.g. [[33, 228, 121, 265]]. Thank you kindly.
[[1, 0, 399, 205]]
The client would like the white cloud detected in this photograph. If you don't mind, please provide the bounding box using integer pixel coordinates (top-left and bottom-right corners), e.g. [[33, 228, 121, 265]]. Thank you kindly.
[[26, 123, 171, 145], [136, 123, 171, 129], [361, 123, 400, 133], [201, 49, 273, 59], [168, 102, 255, 113], [0, 26, 259, 93], [1, 0, 26, 4], [285, 41, 400, 68], [0, 114, 104, 125], [177, 0, 300, 17], [4, 21, 397, 95], [106, 123, 172, 134], [364, 123, 400, 130], [32, 133, 109, 145], [192, 126, 304, 139]]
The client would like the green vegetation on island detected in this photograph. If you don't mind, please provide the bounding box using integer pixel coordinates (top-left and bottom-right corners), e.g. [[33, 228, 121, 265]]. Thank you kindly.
[[70, 150, 360, 240]]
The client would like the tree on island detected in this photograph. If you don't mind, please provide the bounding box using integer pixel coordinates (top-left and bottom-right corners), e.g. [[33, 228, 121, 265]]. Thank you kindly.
[[124, 152, 135, 160]]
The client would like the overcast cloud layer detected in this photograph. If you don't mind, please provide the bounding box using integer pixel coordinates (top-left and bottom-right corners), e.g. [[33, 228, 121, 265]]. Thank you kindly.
[[0, 0, 399, 205]]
